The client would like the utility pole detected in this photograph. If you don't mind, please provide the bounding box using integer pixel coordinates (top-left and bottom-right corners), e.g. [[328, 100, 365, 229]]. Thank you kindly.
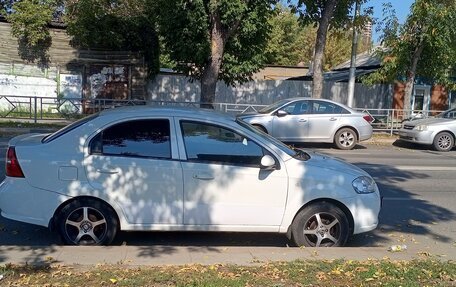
[[347, 0, 360, 108]]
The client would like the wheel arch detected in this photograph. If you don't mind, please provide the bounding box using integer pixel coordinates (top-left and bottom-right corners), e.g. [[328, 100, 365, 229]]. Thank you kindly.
[[433, 130, 456, 142], [286, 198, 355, 239], [252, 123, 268, 133], [49, 196, 121, 232]]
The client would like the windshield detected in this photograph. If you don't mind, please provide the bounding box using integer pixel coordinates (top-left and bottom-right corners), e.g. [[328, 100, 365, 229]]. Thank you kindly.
[[236, 118, 296, 157], [437, 108, 456, 119], [258, 99, 290, 114]]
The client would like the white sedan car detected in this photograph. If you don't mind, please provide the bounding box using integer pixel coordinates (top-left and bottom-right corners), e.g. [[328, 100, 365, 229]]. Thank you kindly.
[[238, 98, 373, 150], [0, 106, 381, 247], [398, 108, 456, 152]]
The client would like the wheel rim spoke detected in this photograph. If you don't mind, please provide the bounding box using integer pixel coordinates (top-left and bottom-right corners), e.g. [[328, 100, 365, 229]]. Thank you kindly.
[[325, 234, 338, 244], [315, 213, 324, 226], [83, 207, 89, 221], [315, 235, 323, 247], [326, 218, 339, 229], [91, 219, 107, 228], [74, 231, 85, 243], [303, 229, 317, 235], [86, 230, 101, 244], [66, 219, 81, 228]]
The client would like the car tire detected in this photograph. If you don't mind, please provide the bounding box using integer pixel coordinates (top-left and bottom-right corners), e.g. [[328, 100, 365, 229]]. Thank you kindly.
[[433, 132, 454, 152], [334, 128, 358, 150], [57, 198, 118, 246], [253, 124, 268, 134], [291, 202, 350, 247]]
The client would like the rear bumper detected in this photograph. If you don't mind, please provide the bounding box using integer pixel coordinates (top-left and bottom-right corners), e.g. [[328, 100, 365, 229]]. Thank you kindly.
[[358, 125, 373, 142], [0, 178, 71, 228]]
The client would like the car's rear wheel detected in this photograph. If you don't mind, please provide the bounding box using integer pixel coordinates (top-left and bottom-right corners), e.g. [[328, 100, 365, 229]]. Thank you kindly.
[[291, 202, 349, 247], [433, 132, 454, 152], [57, 199, 118, 246], [334, 128, 357, 150]]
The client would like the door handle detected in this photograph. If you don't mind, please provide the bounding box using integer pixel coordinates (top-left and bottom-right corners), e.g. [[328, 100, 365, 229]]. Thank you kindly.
[[193, 174, 214, 180], [298, 119, 307, 122], [96, 169, 119, 174], [329, 117, 338, 121]]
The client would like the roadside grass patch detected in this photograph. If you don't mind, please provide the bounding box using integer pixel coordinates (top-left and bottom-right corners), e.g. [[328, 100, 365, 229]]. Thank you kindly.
[[0, 259, 454, 286]]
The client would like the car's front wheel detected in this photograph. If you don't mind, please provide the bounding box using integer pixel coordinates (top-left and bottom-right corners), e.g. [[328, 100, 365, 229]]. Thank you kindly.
[[334, 128, 358, 150], [291, 202, 350, 247], [57, 198, 118, 246], [433, 132, 454, 152]]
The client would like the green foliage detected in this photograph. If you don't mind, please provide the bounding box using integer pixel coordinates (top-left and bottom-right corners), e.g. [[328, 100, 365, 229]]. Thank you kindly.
[[157, 0, 276, 85], [65, 0, 159, 77], [292, 0, 371, 30], [5, 0, 57, 67], [266, 4, 371, 70], [265, 4, 313, 66], [364, 0, 456, 87]]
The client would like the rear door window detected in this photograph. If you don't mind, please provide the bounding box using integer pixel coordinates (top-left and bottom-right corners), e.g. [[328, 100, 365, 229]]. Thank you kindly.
[[90, 119, 171, 159]]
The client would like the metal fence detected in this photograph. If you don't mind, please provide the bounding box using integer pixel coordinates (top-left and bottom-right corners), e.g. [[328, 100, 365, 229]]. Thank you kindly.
[[0, 95, 445, 134]]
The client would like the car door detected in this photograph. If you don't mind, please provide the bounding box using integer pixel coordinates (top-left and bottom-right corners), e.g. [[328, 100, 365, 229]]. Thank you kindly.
[[178, 120, 288, 227], [271, 100, 310, 141], [306, 100, 342, 141], [85, 118, 183, 225]]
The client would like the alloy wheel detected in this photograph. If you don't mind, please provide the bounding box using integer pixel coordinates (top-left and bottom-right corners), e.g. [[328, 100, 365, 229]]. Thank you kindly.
[[302, 212, 342, 247], [64, 206, 108, 245]]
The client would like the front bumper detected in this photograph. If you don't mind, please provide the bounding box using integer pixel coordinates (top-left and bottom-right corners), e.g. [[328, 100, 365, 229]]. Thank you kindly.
[[344, 191, 381, 234], [398, 129, 434, 145]]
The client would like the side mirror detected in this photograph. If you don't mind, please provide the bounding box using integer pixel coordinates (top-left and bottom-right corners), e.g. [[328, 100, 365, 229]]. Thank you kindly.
[[260, 155, 276, 170], [276, 110, 288, 117]]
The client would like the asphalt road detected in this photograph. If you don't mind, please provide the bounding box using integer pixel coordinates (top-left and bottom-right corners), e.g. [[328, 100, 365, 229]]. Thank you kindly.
[[0, 137, 455, 264]]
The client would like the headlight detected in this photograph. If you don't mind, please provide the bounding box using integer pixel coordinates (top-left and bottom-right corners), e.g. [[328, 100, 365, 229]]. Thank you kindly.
[[352, 176, 376, 194], [414, 125, 428, 131]]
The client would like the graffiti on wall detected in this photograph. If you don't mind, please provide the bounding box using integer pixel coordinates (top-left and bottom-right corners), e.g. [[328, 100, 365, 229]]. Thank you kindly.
[[89, 65, 129, 99]]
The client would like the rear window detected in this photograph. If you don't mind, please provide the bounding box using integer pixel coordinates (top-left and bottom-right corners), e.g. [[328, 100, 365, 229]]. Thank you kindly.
[[42, 113, 99, 143]]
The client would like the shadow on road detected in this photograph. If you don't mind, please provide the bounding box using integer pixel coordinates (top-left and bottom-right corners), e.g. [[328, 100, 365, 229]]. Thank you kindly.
[[393, 139, 456, 152], [346, 162, 456, 247]]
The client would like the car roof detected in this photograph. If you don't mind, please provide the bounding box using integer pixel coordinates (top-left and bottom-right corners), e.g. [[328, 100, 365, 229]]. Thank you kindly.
[[98, 105, 236, 120]]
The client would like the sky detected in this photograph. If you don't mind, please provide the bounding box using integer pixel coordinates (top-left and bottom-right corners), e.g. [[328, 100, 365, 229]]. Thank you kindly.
[[368, 0, 415, 43]]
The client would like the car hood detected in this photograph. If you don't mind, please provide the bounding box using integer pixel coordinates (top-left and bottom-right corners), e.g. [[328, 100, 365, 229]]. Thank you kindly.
[[404, 118, 454, 126], [289, 151, 369, 178], [238, 112, 267, 118]]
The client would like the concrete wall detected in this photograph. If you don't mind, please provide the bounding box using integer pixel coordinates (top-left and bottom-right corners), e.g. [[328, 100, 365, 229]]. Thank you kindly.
[[147, 74, 392, 109]]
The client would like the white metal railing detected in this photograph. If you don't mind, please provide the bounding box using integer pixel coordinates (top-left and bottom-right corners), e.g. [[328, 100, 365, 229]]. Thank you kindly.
[[0, 95, 447, 134]]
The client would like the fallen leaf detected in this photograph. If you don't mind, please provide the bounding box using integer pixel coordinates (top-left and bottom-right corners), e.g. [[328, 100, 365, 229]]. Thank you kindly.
[[110, 278, 118, 284]]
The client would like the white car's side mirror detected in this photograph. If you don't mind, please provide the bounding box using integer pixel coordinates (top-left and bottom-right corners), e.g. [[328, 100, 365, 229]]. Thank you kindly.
[[260, 155, 276, 170]]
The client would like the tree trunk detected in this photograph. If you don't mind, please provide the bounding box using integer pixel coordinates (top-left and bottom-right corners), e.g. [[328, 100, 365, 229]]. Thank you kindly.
[[200, 13, 225, 109], [403, 40, 424, 114], [312, 0, 338, 99]]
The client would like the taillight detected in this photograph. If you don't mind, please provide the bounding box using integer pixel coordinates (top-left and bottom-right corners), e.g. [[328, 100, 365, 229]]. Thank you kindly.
[[363, 114, 374, 123], [6, 147, 24, 178]]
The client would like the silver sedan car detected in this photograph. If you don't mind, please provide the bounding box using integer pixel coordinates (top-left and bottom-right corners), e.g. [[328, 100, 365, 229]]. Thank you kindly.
[[398, 108, 456, 152], [238, 98, 373, 150]]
